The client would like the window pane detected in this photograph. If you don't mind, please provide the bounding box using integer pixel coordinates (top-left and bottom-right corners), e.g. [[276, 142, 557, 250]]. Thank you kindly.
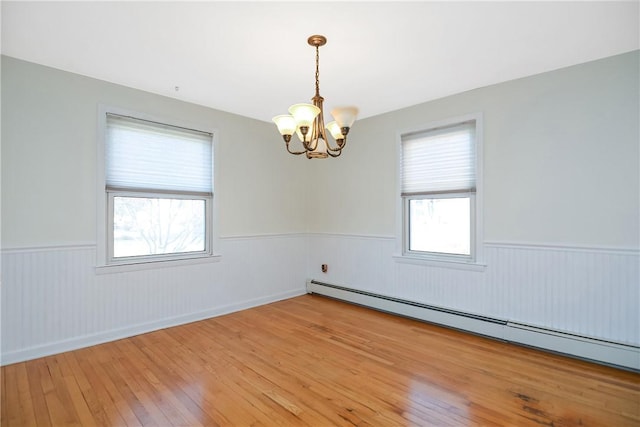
[[113, 196, 205, 258], [409, 197, 470, 255]]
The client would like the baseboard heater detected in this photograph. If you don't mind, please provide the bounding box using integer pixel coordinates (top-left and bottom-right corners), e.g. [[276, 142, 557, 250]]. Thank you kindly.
[[306, 280, 640, 372]]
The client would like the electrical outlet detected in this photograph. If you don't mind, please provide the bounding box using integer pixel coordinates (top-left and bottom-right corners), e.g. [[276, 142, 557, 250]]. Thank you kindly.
[[321, 264, 328, 273]]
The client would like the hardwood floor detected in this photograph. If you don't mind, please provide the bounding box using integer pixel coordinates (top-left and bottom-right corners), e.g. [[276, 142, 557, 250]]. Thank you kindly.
[[2, 294, 639, 426]]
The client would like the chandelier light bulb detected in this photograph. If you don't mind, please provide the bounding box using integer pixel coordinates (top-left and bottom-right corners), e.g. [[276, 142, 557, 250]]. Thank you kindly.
[[325, 121, 344, 140], [331, 107, 359, 129], [272, 115, 297, 137], [288, 103, 320, 128]]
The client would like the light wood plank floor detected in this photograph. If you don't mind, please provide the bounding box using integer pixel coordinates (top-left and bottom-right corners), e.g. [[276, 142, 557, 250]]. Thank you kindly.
[[2, 294, 639, 426]]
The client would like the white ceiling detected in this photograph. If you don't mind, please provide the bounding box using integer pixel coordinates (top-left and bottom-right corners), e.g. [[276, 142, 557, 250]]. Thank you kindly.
[[2, 1, 638, 123]]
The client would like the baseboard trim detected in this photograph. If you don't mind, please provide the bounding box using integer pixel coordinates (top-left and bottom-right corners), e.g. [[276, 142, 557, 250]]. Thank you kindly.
[[1, 288, 306, 366], [504, 322, 640, 371], [307, 280, 640, 372], [307, 280, 506, 341]]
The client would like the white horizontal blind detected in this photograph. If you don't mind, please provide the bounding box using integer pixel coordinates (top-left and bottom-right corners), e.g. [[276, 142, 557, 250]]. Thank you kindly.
[[401, 121, 475, 196], [106, 114, 213, 195]]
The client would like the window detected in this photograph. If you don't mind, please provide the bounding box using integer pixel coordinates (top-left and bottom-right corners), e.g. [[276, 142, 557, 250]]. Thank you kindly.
[[398, 114, 483, 267], [99, 111, 215, 267]]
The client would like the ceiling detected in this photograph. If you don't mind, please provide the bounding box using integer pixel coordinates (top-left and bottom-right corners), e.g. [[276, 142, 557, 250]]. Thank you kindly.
[[2, 1, 638, 123]]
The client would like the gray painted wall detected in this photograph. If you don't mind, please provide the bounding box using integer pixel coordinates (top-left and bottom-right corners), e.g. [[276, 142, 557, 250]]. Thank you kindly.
[[1, 55, 310, 248], [307, 51, 639, 249]]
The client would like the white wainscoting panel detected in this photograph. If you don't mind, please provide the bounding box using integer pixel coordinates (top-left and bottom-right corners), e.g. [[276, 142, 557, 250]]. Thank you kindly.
[[307, 234, 640, 347], [4, 233, 638, 366], [1, 234, 307, 365]]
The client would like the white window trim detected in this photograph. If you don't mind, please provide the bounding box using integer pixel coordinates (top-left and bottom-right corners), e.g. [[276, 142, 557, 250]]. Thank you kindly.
[[394, 112, 485, 271], [96, 105, 220, 272]]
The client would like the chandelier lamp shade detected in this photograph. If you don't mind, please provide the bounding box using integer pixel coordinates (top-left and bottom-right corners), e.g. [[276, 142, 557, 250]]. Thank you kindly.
[[273, 35, 358, 159]]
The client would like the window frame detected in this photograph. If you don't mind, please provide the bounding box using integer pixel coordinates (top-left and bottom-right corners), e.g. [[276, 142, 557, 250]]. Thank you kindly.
[[96, 105, 220, 272], [395, 113, 485, 270]]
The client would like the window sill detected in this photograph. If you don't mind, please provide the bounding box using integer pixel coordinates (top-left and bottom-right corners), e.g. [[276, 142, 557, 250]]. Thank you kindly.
[[95, 253, 221, 275], [392, 254, 486, 272]]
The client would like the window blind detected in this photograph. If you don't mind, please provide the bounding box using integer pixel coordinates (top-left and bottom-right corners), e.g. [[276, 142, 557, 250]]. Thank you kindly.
[[401, 121, 475, 196], [106, 114, 213, 195]]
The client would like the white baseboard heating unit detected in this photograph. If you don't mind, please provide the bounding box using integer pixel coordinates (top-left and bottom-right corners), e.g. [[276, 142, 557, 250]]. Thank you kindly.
[[307, 280, 640, 372]]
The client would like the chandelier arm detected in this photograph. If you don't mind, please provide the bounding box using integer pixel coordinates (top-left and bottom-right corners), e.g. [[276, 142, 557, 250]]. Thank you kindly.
[[325, 136, 346, 152], [302, 138, 314, 151], [296, 132, 314, 152], [326, 149, 342, 158], [285, 140, 308, 155], [325, 138, 342, 151]]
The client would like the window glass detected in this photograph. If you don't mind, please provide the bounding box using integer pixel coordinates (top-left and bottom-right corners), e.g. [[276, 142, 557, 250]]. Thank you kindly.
[[408, 197, 470, 255], [113, 196, 206, 258]]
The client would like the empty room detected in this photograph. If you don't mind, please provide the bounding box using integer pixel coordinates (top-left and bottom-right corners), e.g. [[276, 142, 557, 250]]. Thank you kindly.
[[1, 1, 639, 426]]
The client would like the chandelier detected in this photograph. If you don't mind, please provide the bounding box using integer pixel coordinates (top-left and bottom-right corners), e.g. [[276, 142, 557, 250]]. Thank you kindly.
[[273, 35, 358, 159]]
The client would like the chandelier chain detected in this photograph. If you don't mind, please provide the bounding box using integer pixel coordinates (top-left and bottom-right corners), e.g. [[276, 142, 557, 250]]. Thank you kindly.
[[315, 45, 320, 97]]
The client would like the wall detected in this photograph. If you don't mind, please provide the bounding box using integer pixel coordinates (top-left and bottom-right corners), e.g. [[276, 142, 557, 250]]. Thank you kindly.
[[1, 56, 310, 245], [1, 56, 309, 364], [306, 51, 640, 347], [308, 51, 639, 247], [2, 51, 639, 365]]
